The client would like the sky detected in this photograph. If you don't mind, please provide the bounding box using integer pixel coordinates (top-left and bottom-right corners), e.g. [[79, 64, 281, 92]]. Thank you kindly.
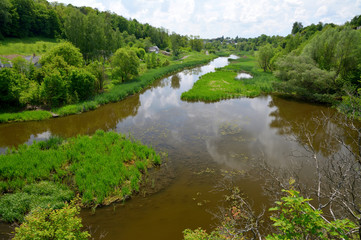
[[50, 0, 361, 39]]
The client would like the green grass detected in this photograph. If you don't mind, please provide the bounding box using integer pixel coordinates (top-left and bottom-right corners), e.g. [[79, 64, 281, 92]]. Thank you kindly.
[[0, 130, 161, 213], [0, 110, 53, 123], [0, 37, 59, 56], [181, 52, 278, 102]]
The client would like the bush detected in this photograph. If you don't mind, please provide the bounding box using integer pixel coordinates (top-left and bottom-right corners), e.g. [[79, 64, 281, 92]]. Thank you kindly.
[[267, 189, 356, 240], [41, 71, 68, 107], [13, 201, 90, 240], [111, 48, 139, 82], [273, 55, 337, 103], [68, 68, 96, 101], [0, 68, 29, 106], [40, 42, 83, 67]]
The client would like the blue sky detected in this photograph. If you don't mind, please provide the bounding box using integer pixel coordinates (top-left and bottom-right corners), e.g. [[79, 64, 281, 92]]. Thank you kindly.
[[50, 0, 361, 38]]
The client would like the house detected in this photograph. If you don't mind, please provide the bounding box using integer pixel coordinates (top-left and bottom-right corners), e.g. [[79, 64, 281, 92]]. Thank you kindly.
[[25, 54, 41, 67], [148, 46, 159, 53], [0, 60, 3, 68]]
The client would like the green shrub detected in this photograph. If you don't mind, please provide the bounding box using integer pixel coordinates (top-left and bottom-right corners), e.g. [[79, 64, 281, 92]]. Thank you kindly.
[[0, 181, 74, 222], [13, 201, 90, 240], [68, 68, 96, 101], [40, 42, 83, 67], [41, 71, 68, 107]]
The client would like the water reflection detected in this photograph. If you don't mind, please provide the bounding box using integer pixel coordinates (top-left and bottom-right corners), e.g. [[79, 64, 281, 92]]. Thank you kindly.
[[268, 97, 339, 156], [171, 74, 181, 89]]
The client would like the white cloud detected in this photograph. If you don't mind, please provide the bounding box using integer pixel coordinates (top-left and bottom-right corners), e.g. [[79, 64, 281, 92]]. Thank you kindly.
[[50, 0, 361, 38], [315, 6, 328, 17]]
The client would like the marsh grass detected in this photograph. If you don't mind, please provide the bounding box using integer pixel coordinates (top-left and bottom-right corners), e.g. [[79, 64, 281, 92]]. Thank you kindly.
[[0, 130, 162, 218], [0, 181, 74, 222], [181, 53, 278, 102]]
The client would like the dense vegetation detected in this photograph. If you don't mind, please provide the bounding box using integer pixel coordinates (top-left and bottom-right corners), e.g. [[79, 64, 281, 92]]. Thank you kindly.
[[13, 200, 90, 240], [0, 130, 161, 223], [181, 53, 277, 101], [203, 16, 361, 117], [0, 0, 209, 123]]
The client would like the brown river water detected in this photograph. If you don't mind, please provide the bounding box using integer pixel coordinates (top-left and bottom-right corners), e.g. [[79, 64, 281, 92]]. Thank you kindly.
[[0, 57, 348, 239]]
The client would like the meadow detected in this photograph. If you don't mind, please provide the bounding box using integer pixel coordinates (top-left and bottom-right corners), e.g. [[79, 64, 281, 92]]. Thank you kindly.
[[181, 53, 278, 102], [0, 37, 59, 56], [0, 130, 161, 222]]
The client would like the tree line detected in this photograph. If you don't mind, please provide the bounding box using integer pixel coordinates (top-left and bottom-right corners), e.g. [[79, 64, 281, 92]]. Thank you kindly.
[[0, 0, 204, 61]]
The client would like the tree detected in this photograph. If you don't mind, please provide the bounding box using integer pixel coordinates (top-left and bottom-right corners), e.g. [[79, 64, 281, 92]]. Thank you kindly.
[[170, 33, 182, 57], [0, 68, 28, 106], [292, 22, 303, 34], [41, 71, 68, 107], [68, 68, 96, 101], [0, 0, 12, 38], [274, 55, 336, 103], [111, 48, 139, 82], [256, 44, 274, 72], [40, 42, 83, 67]]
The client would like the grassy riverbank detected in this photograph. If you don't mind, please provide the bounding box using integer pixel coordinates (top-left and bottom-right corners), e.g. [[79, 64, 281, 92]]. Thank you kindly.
[[0, 52, 216, 123], [0, 130, 161, 222], [181, 53, 278, 102]]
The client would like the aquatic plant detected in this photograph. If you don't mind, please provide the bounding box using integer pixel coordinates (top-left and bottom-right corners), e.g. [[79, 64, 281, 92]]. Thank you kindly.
[[0, 130, 162, 210]]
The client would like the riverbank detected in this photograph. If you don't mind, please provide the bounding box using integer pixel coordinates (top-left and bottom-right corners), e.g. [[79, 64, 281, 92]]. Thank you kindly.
[[0, 130, 161, 223], [0, 52, 216, 123]]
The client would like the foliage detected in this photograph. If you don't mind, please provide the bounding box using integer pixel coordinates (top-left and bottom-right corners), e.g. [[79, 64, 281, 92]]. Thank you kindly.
[[303, 26, 361, 82], [111, 48, 139, 82], [292, 22, 303, 34], [184, 189, 356, 240], [40, 42, 83, 67], [0, 181, 74, 222], [68, 68, 96, 101], [183, 228, 221, 240], [41, 71, 68, 107], [266, 189, 356, 240], [86, 60, 105, 92], [0, 52, 216, 122], [0, 68, 28, 106], [256, 44, 274, 72], [170, 33, 182, 57], [13, 201, 90, 240], [274, 55, 337, 103], [0, 130, 161, 206]]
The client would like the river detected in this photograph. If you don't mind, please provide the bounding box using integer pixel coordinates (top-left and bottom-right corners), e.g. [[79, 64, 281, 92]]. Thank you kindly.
[[0, 57, 348, 239]]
